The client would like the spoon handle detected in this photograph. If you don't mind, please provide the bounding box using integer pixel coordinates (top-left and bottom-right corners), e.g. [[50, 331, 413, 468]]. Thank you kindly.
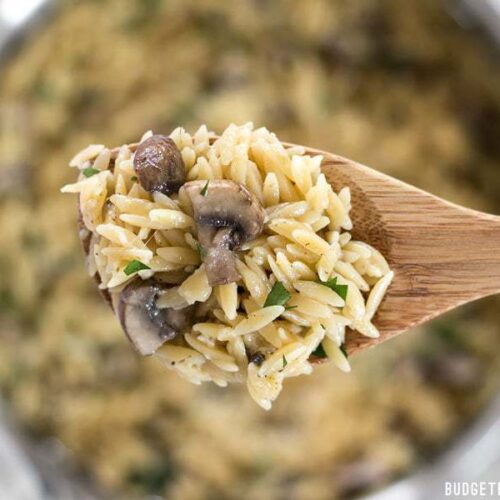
[[389, 201, 500, 303]]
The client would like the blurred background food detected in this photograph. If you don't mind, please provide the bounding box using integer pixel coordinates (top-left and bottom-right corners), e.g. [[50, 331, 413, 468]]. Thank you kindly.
[[0, 0, 499, 499]]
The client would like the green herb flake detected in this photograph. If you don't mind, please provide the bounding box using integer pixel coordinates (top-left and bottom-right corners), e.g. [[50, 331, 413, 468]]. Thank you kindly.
[[33, 80, 55, 101], [311, 343, 328, 359], [321, 277, 348, 301], [264, 281, 291, 308], [200, 180, 210, 196], [285, 305, 297, 311], [282, 355, 288, 368], [130, 176, 138, 182], [196, 242, 207, 259], [339, 344, 348, 358], [124, 259, 151, 276], [82, 167, 100, 178]]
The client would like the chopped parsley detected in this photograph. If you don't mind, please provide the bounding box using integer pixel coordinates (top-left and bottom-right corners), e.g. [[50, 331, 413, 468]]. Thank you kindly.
[[124, 259, 151, 276], [311, 343, 328, 359], [264, 281, 291, 308], [195, 242, 207, 259], [285, 305, 297, 311], [321, 277, 348, 301], [282, 355, 288, 368], [339, 344, 348, 358], [82, 167, 100, 178], [200, 180, 209, 196], [130, 175, 138, 182]]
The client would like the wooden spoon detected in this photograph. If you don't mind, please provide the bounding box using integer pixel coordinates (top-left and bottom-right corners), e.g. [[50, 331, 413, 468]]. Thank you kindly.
[[110, 140, 500, 356]]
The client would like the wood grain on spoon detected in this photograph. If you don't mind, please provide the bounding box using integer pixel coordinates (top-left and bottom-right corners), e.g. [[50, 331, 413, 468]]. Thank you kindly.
[[111, 140, 500, 355]]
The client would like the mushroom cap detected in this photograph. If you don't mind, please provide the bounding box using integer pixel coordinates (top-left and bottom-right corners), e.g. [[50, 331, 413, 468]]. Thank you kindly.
[[180, 180, 265, 285], [133, 135, 186, 195], [181, 180, 265, 246], [117, 279, 194, 356]]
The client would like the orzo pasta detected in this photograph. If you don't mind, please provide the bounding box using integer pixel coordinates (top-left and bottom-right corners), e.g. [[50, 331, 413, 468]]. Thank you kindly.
[[62, 123, 393, 409]]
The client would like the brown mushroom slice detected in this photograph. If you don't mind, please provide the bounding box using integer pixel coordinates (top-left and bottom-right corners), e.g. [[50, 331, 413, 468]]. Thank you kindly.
[[133, 135, 186, 195], [180, 179, 266, 286], [202, 227, 241, 285], [117, 279, 194, 356]]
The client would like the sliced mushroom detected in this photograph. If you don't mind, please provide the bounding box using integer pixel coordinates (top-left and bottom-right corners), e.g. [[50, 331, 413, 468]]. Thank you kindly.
[[202, 227, 241, 285], [133, 135, 186, 195], [335, 459, 390, 497], [180, 179, 266, 286], [412, 351, 482, 390], [117, 279, 195, 356]]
